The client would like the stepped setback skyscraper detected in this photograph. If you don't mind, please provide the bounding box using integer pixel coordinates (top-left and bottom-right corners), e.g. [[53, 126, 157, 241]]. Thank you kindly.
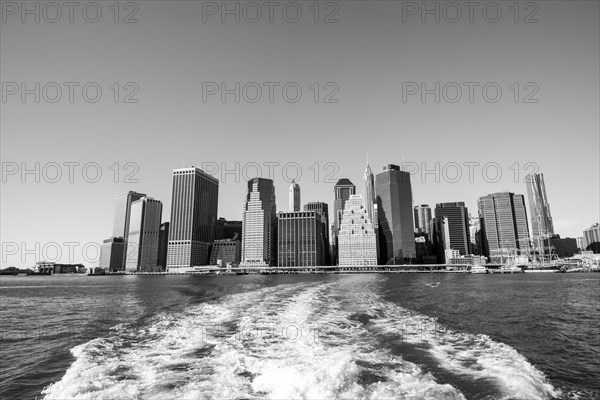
[[478, 192, 530, 260], [526, 173, 554, 245], [241, 178, 277, 267], [167, 167, 219, 270], [337, 194, 377, 266], [376, 164, 416, 263]]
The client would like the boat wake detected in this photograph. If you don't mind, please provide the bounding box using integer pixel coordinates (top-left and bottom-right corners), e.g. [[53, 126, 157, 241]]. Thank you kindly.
[[41, 275, 560, 399]]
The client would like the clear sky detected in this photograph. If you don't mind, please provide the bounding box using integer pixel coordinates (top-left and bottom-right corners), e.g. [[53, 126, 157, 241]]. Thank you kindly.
[[1, 0, 599, 267]]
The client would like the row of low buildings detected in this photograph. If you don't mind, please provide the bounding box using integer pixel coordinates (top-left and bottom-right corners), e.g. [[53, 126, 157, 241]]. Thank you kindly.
[[98, 164, 600, 272]]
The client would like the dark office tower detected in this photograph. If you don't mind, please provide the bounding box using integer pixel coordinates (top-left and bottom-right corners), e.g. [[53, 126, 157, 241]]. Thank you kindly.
[[333, 179, 356, 264], [167, 167, 219, 270], [126, 197, 163, 272], [289, 180, 301, 212], [304, 201, 331, 265], [241, 178, 277, 267], [526, 173, 554, 244], [223, 220, 243, 240], [157, 222, 169, 270], [478, 192, 530, 260], [414, 204, 432, 235], [99, 237, 125, 272], [112, 191, 146, 269], [215, 217, 226, 240], [278, 211, 324, 267], [434, 202, 470, 261], [375, 164, 416, 264]]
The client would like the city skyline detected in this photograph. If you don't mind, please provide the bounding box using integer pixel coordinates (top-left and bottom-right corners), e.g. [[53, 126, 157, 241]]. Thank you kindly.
[[2, 158, 599, 268]]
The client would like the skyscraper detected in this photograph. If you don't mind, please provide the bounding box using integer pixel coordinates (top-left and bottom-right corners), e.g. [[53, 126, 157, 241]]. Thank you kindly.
[[337, 194, 377, 266], [304, 201, 330, 264], [241, 178, 277, 267], [332, 178, 356, 264], [526, 173, 554, 245], [112, 190, 146, 269], [126, 196, 162, 272], [468, 214, 481, 255], [278, 211, 324, 266], [167, 167, 219, 270], [99, 237, 125, 272], [434, 202, 470, 262], [157, 222, 169, 270], [364, 163, 375, 224], [364, 162, 380, 264], [289, 180, 300, 212], [478, 192, 530, 260], [375, 164, 416, 264], [414, 204, 432, 235]]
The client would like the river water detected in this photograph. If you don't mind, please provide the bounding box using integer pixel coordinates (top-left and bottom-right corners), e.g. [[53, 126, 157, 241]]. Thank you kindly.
[[0, 273, 598, 399]]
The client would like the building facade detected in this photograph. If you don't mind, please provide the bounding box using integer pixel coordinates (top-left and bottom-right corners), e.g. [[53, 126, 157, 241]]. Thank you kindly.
[[112, 191, 146, 269], [278, 211, 324, 267], [332, 178, 356, 264], [582, 223, 600, 252], [304, 201, 331, 265], [478, 192, 530, 260], [337, 194, 377, 266], [241, 178, 277, 267], [126, 197, 162, 272], [209, 239, 241, 266], [414, 204, 432, 235], [167, 167, 219, 270], [375, 164, 416, 264], [434, 202, 471, 262], [526, 173, 554, 245], [157, 222, 169, 270], [99, 237, 125, 272], [289, 180, 301, 212]]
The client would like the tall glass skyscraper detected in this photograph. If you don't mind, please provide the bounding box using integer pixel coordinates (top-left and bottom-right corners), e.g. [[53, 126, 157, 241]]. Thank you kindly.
[[112, 191, 146, 269], [289, 180, 300, 212], [126, 196, 162, 272], [375, 164, 416, 264], [167, 167, 219, 270], [526, 173, 554, 244], [477, 192, 530, 260], [241, 178, 277, 267], [337, 194, 377, 266]]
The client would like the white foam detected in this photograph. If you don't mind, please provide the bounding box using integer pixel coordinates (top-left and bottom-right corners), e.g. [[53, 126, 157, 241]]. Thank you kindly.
[[42, 275, 557, 400]]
